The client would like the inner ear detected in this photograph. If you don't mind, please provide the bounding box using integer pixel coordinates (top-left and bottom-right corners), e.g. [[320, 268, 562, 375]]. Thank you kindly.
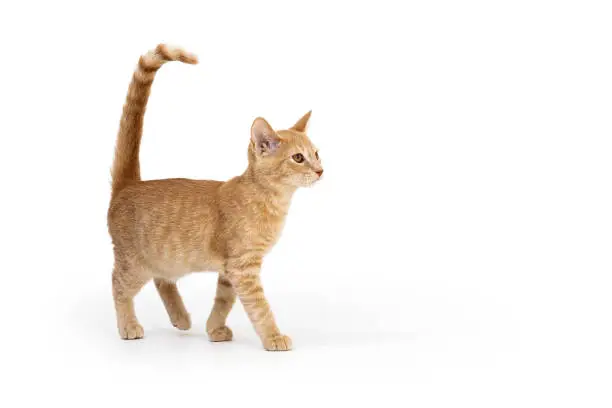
[[251, 117, 281, 155]]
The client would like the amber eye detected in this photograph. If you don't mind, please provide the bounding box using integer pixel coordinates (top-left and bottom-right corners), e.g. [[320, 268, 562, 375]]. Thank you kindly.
[[292, 153, 305, 163], [315, 151, 319, 160]]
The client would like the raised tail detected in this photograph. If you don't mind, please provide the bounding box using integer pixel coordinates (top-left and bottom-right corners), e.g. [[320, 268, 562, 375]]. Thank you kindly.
[[111, 44, 198, 198]]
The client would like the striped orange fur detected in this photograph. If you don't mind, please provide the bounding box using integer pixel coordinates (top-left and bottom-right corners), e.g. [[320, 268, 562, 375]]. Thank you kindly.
[[108, 44, 322, 351]]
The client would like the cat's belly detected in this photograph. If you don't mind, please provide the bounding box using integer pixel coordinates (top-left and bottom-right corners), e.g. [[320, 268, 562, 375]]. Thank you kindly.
[[150, 257, 224, 280], [143, 244, 224, 280]]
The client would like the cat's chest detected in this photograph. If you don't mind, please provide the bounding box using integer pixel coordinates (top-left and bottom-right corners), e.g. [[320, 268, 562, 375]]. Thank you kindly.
[[242, 204, 288, 251]]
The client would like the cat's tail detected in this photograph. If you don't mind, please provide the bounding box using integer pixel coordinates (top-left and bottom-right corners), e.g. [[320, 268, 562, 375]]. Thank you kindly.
[[111, 44, 198, 198]]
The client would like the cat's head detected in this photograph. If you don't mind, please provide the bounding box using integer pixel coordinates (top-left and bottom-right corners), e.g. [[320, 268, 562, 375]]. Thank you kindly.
[[247, 111, 323, 188]]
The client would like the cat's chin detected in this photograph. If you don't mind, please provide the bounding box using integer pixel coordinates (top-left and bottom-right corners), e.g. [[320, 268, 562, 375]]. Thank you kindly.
[[296, 179, 319, 188], [303, 179, 321, 188], [280, 179, 315, 189]]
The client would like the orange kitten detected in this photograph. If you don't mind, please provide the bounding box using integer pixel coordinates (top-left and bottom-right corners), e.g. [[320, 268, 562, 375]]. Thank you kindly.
[[108, 44, 322, 351]]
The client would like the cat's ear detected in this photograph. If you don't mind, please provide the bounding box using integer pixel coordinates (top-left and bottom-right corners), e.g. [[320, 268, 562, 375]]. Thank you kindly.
[[290, 110, 312, 133], [251, 117, 281, 155]]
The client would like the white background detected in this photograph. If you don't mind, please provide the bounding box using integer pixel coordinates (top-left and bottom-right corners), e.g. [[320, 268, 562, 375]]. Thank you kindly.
[[1, 1, 611, 406]]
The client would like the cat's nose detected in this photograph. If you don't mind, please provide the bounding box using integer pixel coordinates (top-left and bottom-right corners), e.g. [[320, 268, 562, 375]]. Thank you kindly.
[[316, 169, 324, 177]]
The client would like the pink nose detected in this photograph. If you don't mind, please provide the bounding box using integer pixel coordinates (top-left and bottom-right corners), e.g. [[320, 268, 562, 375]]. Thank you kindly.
[[316, 169, 324, 177]]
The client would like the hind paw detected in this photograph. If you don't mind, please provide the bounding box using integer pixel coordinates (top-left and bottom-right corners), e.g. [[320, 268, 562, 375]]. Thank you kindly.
[[170, 311, 191, 331], [119, 322, 144, 340]]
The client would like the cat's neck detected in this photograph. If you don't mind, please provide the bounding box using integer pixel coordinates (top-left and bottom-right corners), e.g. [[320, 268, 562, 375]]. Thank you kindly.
[[237, 167, 297, 212]]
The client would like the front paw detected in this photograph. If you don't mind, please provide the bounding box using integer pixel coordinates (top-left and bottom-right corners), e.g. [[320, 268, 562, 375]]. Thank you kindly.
[[208, 325, 233, 342], [263, 334, 292, 351]]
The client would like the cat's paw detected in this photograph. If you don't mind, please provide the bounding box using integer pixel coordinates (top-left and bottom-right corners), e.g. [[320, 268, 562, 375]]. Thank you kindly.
[[119, 322, 144, 340], [208, 326, 233, 342], [170, 311, 191, 331], [263, 334, 292, 351]]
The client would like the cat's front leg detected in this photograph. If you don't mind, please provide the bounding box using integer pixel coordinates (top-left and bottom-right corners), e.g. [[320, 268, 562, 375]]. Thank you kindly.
[[226, 256, 292, 351]]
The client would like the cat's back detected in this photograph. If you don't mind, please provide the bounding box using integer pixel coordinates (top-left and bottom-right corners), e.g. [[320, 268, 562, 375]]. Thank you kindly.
[[110, 178, 221, 213]]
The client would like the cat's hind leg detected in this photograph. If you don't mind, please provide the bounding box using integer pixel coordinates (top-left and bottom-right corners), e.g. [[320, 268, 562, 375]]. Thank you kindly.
[[154, 278, 191, 330], [206, 274, 236, 342], [112, 261, 150, 340]]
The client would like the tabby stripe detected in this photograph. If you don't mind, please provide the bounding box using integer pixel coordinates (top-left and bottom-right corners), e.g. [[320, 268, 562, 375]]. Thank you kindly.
[[219, 278, 232, 288]]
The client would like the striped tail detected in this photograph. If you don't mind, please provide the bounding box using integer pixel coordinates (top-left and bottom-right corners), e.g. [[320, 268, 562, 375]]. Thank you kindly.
[[111, 44, 198, 198]]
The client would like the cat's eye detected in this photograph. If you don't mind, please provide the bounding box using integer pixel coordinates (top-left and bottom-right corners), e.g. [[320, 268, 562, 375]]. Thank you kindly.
[[315, 151, 319, 160], [292, 153, 305, 163]]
